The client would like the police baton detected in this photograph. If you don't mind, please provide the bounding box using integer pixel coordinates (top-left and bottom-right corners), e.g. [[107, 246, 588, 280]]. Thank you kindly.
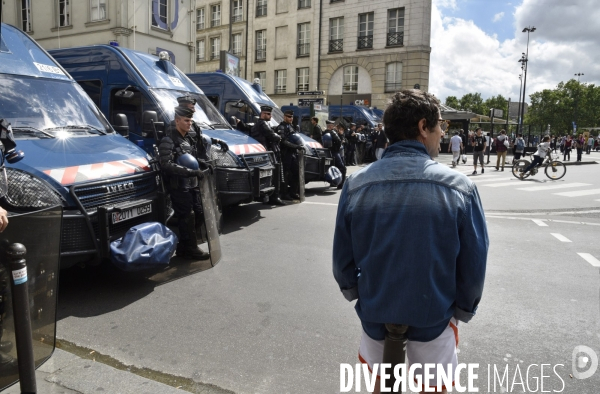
[[382, 323, 409, 391], [7, 243, 37, 394]]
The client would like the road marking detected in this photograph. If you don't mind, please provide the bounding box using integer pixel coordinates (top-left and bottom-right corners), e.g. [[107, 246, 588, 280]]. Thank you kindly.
[[517, 183, 591, 191], [532, 219, 548, 227], [303, 201, 338, 206], [550, 233, 571, 242], [554, 189, 600, 197], [483, 181, 521, 187], [485, 216, 600, 226], [578, 253, 600, 267], [466, 175, 501, 180]]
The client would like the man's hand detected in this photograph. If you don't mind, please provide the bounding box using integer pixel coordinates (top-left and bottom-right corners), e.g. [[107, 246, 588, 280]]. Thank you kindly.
[[213, 139, 229, 152], [192, 169, 204, 179], [0, 207, 8, 233]]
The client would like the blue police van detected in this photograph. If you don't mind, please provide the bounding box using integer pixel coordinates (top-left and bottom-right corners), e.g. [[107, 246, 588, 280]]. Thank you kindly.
[[186, 72, 332, 183], [0, 24, 166, 269], [328, 105, 379, 130], [49, 46, 275, 207]]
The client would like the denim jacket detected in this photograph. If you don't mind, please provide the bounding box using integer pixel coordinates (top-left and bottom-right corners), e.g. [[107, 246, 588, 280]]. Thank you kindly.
[[332, 140, 488, 342]]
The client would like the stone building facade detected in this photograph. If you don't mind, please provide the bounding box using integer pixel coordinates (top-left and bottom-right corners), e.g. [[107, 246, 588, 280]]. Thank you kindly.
[[1, 0, 195, 72]]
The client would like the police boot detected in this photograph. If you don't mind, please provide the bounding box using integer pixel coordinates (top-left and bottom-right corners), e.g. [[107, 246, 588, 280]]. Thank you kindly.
[[267, 193, 286, 206], [176, 216, 210, 260]]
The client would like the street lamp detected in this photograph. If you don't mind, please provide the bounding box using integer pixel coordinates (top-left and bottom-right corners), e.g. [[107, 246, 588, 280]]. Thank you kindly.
[[519, 26, 535, 138], [575, 72, 584, 82], [574, 73, 584, 133]]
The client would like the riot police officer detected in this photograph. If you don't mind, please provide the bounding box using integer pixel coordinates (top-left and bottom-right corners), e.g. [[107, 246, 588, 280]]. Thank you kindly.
[[323, 120, 346, 189], [158, 106, 210, 259], [276, 110, 305, 200], [234, 105, 286, 206], [345, 123, 358, 165]]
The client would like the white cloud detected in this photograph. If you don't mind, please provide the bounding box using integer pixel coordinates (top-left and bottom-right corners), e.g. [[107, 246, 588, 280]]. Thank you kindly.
[[429, 0, 600, 105], [492, 12, 505, 23], [433, 0, 458, 10]]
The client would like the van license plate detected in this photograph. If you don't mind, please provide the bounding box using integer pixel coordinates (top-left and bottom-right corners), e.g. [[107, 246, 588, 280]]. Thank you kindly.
[[112, 203, 152, 224]]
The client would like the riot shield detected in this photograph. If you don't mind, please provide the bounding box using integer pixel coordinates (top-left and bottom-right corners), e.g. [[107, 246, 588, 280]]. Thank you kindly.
[[0, 205, 61, 391], [298, 150, 305, 202], [198, 169, 222, 267]]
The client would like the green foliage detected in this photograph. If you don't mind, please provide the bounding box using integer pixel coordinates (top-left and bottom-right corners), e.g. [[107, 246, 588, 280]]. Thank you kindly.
[[444, 96, 459, 109], [445, 93, 509, 117]]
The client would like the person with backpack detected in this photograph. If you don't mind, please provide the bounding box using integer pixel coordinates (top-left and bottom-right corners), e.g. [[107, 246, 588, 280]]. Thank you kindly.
[[513, 134, 525, 162], [563, 135, 572, 161], [494, 129, 509, 171], [471, 128, 486, 174]]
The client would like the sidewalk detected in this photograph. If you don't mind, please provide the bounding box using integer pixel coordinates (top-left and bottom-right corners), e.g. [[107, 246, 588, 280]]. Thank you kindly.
[[2, 348, 190, 394], [436, 151, 598, 167]]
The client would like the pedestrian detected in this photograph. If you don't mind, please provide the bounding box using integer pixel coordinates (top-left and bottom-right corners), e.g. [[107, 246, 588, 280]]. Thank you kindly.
[[563, 135, 572, 161], [158, 104, 211, 259], [235, 105, 285, 205], [345, 123, 358, 166], [323, 120, 346, 189], [575, 133, 584, 162], [586, 134, 594, 154], [333, 89, 488, 393], [513, 133, 525, 162], [448, 131, 463, 167], [310, 116, 323, 144], [459, 129, 467, 156], [484, 132, 491, 163], [373, 123, 388, 160], [494, 129, 508, 171], [471, 127, 486, 174], [520, 136, 551, 178], [550, 135, 556, 152], [276, 110, 306, 200]]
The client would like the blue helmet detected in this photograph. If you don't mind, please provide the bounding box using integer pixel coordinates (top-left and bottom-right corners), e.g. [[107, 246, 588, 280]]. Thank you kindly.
[[177, 153, 199, 170], [322, 133, 332, 148], [325, 166, 342, 186], [287, 133, 305, 147]]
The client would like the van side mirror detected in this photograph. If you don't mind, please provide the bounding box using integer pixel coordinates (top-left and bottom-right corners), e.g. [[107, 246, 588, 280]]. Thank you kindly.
[[115, 87, 135, 99], [112, 113, 129, 137], [142, 110, 164, 141]]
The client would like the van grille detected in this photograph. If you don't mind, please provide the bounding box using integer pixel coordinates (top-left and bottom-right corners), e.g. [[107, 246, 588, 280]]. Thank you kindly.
[[73, 173, 157, 211]]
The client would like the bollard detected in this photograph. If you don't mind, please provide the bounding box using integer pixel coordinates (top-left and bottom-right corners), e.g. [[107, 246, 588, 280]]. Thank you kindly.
[[382, 323, 409, 391], [7, 243, 36, 394]]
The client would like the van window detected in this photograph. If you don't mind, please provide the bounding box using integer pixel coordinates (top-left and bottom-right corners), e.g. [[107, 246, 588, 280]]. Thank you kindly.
[[110, 89, 159, 135], [225, 101, 256, 123], [77, 80, 102, 107], [206, 95, 219, 107]]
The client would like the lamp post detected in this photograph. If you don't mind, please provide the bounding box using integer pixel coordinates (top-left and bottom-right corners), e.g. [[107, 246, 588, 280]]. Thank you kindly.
[[517, 72, 523, 134], [574, 73, 584, 134], [519, 26, 536, 139]]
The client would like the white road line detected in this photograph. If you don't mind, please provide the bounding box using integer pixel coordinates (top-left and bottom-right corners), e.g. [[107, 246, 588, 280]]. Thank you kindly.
[[486, 216, 600, 226], [554, 189, 600, 197], [483, 181, 521, 187], [578, 253, 600, 267], [303, 201, 339, 206], [532, 219, 548, 227], [517, 183, 592, 192], [550, 233, 572, 242]]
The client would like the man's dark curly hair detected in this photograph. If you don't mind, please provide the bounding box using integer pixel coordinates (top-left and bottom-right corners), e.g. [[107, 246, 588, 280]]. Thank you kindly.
[[383, 90, 440, 144]]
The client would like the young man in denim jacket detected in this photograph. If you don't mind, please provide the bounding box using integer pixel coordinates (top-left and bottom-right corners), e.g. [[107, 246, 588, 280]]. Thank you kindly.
[[333, 90, 488, 393]]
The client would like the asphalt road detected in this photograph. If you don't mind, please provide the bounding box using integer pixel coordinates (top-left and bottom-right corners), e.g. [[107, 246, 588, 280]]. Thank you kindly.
[[55, 153, 600, 394]]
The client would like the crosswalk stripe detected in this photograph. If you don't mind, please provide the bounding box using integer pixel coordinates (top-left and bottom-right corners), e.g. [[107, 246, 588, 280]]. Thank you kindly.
[[550, 233, 571, 242], [578, 253, 600, 267], [532, 219, 548, 227], [517, 183, 591, 192], [483, 181, 521, 187], [554, 189, 600, 197]]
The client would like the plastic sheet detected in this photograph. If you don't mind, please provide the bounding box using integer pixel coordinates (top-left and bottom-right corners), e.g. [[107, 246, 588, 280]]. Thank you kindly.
[[110, 222, 177, 271]]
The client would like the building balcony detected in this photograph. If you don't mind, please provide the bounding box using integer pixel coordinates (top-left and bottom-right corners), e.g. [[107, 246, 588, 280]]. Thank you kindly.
[[329, 39, 343, 53], [275, 86, 287, 94], [387, 31, 404, 46], [357, 35, 373, 49]]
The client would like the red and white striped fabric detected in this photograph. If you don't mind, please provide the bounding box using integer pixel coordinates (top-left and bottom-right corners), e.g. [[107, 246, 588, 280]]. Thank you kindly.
[[230, 144, 267, 155], [43, 158, 151, 185], [305, 141, 323, 149]]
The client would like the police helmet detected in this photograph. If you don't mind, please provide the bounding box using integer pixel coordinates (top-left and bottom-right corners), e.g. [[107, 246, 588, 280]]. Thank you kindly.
[[325, 166, 342, 186], [357, 133, 366, 143], [177, 153, 199, 170], [322, 133, 333, 148], [287, 133, 305, 147]]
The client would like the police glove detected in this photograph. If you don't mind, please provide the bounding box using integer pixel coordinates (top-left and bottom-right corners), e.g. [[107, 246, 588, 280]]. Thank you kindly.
[[191, 169, 204, 179], [212, 138, 229, 153]]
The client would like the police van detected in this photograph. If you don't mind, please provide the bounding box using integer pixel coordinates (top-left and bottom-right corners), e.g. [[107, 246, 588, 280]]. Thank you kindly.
[[0, 24, 166, 268], [186, 72, 332, 184], [328, 105, 379, 131], [49, 46, 275, 207]]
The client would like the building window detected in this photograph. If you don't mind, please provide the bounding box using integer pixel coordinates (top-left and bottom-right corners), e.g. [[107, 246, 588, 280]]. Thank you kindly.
[[296, 68, 309, 92], [256, 0, 267, 17], [298, 0, 310, 9], [90, 0, 107, 21], [211, 4, 221, 27], [358, 12, 373, 49], [255, 30, 267, 61], [387, 8, 405, 46], [329, 17, 344, 53], [343, 66, 358, 93], [197, 40, 205, 61], [297, 23, 310, 57], [385, 63, 402, 92], [275, 70, 287, 94], [211, 37, 221, 60], [232, 0, 243, 22], [152, 0, 167, 28], [57, 0, 71, 27], [21, 0, 33, 32], [255, 71, 266, 90], [196, 8, 205, 30], [232, 33, 242, 56]]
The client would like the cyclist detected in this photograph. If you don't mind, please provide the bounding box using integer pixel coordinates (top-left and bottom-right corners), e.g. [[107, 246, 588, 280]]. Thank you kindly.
[[520, 136, 551, 179]]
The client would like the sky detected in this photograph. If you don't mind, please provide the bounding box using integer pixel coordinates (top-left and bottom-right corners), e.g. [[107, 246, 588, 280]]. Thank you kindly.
[[429, 0, 600, 104]]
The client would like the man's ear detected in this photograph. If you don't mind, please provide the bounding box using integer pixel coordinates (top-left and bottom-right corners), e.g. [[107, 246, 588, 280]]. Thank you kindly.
[[418, 118, 428, 139]]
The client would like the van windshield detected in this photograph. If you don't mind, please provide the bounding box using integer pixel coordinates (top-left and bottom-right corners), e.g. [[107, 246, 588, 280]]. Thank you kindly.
[[151, 89, 232, 129], [0, 75, 112, 137]]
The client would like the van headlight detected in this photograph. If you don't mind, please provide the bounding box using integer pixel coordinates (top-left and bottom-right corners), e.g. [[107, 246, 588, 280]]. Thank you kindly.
[[3, 168, 62, 211], [210, 146, 241, 168]]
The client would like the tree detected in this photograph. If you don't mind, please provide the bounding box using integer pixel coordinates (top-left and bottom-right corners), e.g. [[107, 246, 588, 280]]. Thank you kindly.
[[484, 95, 508, 118], [459, 93, 485, 115], [444, 96, 459, 109]]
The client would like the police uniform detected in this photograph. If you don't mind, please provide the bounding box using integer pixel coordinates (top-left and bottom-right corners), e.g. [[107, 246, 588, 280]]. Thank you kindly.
[[158, 106, 209, 260], [276, 110, 304, 200], [324, 120, 346, 189], [345, 123, 358, 165], [311, 123, 323, 144]]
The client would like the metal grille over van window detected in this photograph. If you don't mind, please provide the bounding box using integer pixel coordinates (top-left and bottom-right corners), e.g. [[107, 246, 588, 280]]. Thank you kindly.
[[5, 168, 62, 210]]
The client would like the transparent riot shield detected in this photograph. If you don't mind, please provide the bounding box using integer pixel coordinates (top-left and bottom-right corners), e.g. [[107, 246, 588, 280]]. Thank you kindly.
[[198, 169, 222, 267], [298, 150, 305, 202], [0, 205, 62, 391]]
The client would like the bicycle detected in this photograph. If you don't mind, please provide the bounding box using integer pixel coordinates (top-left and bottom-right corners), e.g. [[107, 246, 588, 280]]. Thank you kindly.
[[512, 151, 566, 180]]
